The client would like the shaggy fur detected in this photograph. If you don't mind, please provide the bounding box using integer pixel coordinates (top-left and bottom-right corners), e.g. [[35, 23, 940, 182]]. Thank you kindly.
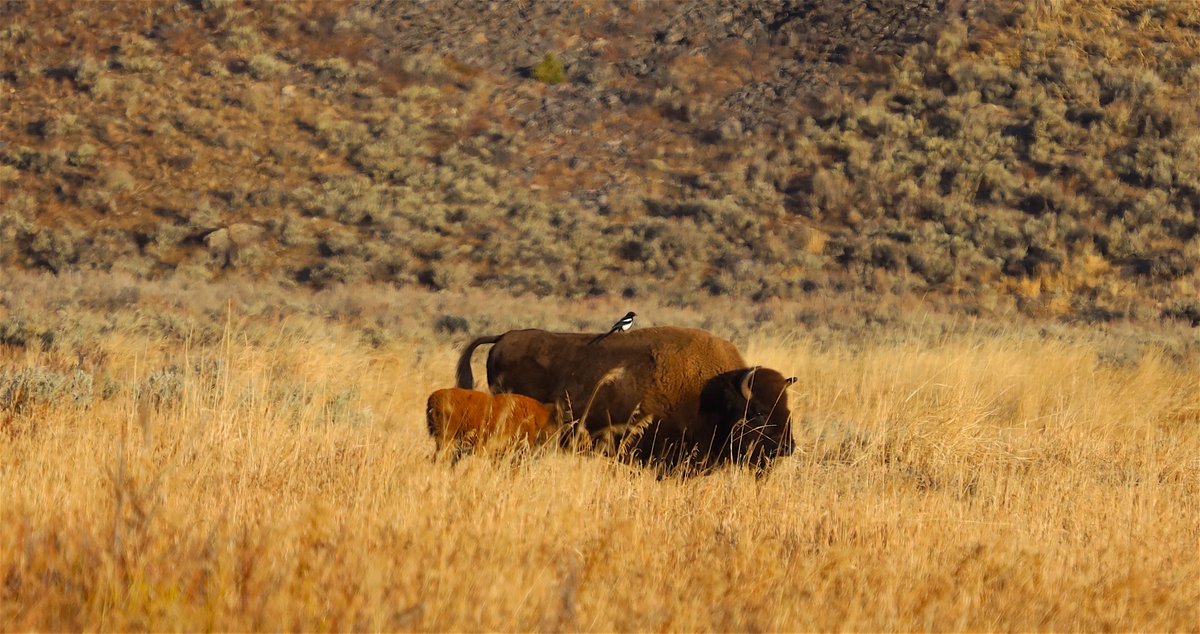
[[426, 388, 556, 460], [455, 326, 795, 472]]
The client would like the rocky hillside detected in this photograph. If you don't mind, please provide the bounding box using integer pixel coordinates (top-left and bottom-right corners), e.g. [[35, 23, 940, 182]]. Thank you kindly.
[[1, 0, 1198, 324]]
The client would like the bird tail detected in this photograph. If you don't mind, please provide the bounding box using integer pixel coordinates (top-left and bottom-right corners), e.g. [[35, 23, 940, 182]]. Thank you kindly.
[[587, 331, 612, 345]]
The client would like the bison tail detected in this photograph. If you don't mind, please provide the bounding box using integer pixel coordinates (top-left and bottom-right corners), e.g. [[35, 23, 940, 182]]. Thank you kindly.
[[455, 334, 503, 389]]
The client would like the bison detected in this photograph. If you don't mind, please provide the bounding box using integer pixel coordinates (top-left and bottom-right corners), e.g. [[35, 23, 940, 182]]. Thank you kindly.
[[425, 388, 557, 461], [455, 326, 797, 473]]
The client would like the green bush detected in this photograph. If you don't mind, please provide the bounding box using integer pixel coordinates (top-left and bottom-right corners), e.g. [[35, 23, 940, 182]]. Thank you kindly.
[[532, 53, 565, 85]]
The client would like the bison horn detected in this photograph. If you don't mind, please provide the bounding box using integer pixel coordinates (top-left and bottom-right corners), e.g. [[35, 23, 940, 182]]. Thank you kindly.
[[740, 366, 759, 401]]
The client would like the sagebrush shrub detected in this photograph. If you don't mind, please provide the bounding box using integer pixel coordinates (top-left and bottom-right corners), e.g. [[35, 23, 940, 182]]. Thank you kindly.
[[532, 53, 565, 85], [0, 367, 93, 412]]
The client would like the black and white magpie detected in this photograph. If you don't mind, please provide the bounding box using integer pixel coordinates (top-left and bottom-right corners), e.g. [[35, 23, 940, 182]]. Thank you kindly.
[[589, 311, 636, 345]]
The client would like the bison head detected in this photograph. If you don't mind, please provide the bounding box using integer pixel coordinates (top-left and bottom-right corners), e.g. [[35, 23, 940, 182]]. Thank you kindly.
[[699, 367, 797, 470]]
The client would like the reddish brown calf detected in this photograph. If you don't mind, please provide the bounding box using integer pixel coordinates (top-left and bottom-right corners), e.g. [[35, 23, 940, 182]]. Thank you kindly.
[[425, 388, 558, 460]]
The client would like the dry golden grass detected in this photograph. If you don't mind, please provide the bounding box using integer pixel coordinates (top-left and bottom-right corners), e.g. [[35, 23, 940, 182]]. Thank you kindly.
[[1, 276, 1198, 631]]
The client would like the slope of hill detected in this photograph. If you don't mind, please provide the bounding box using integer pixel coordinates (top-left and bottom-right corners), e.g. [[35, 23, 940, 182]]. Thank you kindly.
[[1, 0, 1197, 324]]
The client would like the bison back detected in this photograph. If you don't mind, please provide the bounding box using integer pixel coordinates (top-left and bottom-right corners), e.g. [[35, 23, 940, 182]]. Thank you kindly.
[[485, 327, 746, 448]]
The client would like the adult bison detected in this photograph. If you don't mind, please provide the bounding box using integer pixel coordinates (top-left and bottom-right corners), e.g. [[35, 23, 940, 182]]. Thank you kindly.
[[455, 327, 796, 473]]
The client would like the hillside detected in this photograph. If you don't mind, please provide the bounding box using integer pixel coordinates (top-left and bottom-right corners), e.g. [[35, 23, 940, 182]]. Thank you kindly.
[[1, 0, 1198, 324]]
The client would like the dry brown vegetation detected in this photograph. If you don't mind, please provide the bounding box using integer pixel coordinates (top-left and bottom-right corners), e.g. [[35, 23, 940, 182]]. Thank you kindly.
[[2, 271, 1197, 631], [0, 0, 1198, 323], [1, 1, 1198, 627]]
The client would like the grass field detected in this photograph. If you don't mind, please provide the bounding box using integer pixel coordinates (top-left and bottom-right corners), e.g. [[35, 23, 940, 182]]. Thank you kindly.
[[1, 273, 1197, 631]]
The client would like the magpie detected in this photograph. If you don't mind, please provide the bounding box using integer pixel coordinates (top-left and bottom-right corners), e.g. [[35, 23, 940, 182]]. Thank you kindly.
[[589, 311, 636, 345]]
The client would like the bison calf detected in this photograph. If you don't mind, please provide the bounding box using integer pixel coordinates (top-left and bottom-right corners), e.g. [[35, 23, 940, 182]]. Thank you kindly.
[[425, 388, 558, 461]]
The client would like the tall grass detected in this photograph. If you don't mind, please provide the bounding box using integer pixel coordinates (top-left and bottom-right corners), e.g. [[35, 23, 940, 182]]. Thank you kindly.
[[1, 274, 1197, 631]]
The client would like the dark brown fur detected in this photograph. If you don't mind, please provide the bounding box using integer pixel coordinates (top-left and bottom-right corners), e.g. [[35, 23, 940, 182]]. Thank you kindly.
[[455, 327, 796, 473]]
